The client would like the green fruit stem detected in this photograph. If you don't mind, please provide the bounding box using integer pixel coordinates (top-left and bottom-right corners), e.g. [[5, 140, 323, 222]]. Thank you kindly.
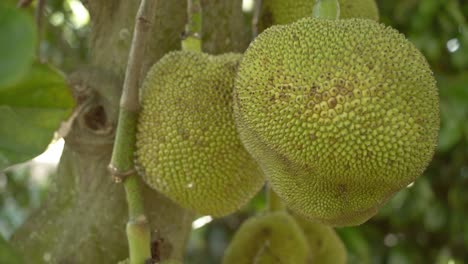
[[109, 0, 158, 263], [267, 185, 286, 212], [113, 111, 146, 218], [126, 219, 152, 264], [312, 0, 340, 19], [182, 0, 202, 52]]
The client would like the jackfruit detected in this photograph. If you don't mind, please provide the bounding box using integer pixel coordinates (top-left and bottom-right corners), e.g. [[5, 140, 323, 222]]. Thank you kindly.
[[234, 18, 439, 226], [293, 213, 347, 263], [136, 51, 265, 217], [222, 211, 308, 264], [259, 0, 379, 32]]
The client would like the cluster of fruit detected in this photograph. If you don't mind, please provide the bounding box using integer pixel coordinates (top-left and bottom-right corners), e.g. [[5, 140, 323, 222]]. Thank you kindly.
[[134, 0, 439, 262]]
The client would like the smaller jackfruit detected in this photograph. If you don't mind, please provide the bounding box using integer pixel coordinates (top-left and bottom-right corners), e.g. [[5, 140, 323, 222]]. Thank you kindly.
[[222, 211, 308, 264], [259, 0, 379, 32], [136, 51, 265, 217], [293, 213, 347, 264]]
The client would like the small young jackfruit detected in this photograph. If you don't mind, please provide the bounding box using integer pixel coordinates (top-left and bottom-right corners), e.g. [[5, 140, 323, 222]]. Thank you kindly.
[[293, 213, 347, 263], [136, 51, 265, 217], [222, 211, 308, 264], [234, 18, 439, 226], [259, 0, 379, 32]]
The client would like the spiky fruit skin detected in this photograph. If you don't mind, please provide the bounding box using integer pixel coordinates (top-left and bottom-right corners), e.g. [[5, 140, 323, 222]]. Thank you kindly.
[[222, 211, 308, 264], [259, 0, 379, 32], [234, 18, 439, 226], [136, 51, 265, 217], [293, 213, 347, 263]]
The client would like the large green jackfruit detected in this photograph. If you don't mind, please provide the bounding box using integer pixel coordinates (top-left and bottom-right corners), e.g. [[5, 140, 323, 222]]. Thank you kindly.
[[222, 211, 308, 264], [259, 0, 379, 32], [293, 214, 347, 263], [136, 51, 265, 217], [234, 18, 439, 226]]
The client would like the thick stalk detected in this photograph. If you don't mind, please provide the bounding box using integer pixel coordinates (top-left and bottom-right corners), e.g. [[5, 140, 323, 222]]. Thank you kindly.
[[109, 0, 157, 263], [312, 0, 340, 19]]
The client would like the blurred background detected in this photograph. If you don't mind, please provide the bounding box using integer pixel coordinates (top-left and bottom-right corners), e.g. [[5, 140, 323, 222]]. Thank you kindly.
[[0, 0, 467, 263]]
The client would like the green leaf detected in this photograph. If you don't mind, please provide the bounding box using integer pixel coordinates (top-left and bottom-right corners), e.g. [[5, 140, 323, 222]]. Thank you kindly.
[[0, 2, 36, 89], [0, 62, 74, 170]]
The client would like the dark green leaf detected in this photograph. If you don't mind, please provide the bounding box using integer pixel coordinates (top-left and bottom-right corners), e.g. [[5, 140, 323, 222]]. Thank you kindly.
[[0, 63, 74, 170], [0, 2, 36, 89]]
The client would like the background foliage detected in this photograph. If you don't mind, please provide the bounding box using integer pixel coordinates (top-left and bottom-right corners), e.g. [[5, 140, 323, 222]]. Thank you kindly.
[[0, 0, 467, 263]]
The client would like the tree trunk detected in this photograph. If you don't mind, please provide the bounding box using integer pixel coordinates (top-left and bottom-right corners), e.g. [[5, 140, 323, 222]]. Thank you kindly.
[[11, 1, 193, 263], [200, 0, 250, 54], [11, 1, 252, 263]]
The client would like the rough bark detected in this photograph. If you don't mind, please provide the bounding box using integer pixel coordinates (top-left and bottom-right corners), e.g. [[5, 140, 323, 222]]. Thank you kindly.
[[11, 1, 194, 263], [200, 0, 250, 54]]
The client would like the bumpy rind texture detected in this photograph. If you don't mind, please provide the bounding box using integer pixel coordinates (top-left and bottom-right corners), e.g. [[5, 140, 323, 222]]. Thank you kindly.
[[259, 0, 379, 32], [222, 211, 308, 264], [234, 18, 439, 226], [293, 213, 347, 263], [136, 51, 265, 217]]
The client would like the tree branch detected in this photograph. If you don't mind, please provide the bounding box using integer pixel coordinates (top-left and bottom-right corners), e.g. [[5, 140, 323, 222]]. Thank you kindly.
[[109, 0, 158, 263], [120, 0, 156, 112]]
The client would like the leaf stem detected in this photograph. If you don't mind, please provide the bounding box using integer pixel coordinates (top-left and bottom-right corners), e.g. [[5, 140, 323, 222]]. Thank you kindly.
[[312, 0, 340, 19], [109, 0, 158, 263], [182, 0, 202, 52]]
